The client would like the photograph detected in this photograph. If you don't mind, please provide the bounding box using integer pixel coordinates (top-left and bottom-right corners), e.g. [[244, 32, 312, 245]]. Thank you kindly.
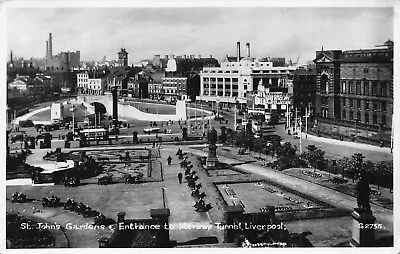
[[3, 0, 395, 249]]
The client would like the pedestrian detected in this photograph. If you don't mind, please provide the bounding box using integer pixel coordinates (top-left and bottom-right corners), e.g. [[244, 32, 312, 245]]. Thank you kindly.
[[177, 172, 183, 184], [167, 156, 172, 166]]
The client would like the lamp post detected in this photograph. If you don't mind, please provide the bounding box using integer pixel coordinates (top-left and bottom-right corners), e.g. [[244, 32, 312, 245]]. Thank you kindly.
[[234, 97, 238, 131], [70, 105, 76, 136]]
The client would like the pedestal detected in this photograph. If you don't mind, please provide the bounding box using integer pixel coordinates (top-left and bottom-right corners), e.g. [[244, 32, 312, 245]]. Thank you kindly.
[[206, 144, 218, 169], [350, 209, 376, 247]]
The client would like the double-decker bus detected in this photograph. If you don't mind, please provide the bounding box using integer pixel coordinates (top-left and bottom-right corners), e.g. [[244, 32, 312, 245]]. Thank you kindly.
[[79, 128, 109, 141]]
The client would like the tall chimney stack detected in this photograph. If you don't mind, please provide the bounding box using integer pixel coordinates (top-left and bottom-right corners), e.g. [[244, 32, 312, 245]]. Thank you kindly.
[[48, 33, 53, 58], [46, 41, 49, 58], [236, 42, 241, 62], [246, 43, 250, 58]]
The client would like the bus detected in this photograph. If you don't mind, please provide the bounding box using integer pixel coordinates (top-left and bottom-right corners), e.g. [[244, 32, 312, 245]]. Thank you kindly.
[[79, 128, 109, 141]]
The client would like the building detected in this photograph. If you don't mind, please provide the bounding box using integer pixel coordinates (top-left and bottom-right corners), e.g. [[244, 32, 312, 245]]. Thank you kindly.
[[292, 66, 317, 118], [117, 48, 129, 67], [162, 55, 219, 101], [77, 71, 108, 95], [199, 42, 296, 107], [148, 71, 165, 100], [45, 33, 81, 71], [50, 103, 64, 123], [314, 40, 393, 130], [8, 75, 45, 95]]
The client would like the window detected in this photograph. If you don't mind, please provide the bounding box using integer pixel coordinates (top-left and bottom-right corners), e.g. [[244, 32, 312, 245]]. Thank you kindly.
[[373, 102, 378, 111], [372, 81, 377, 96], [364, 113, 369, 124], [356, 81, 361, 95], [350, 110, 353, 121], [356, 111, 361, 121], [381, 102, 386, 112], [232, 85, 238, 90], [342, 109, 346, 120], [349, 98, 353, 108], [365, 100, 369, 110], [349, 81, 354, 94], [342, 99, 346, 107], [381, 82, 387, 97], [203, 78, 209, 82], [224, 78, 230, 82], [217, 78, 223, 82], [381, 115, 386, 126], [363, 68, 369, 73], [373, 114, 378, 125], [363, 82, 369, 96], [357, 99, 361, 109], [232, 78, 238, 82], [244, 85, 247, 90], [342, 81, 346, 93]]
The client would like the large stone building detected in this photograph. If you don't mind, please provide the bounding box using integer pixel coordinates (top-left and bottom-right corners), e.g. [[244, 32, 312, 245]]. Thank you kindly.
[[292, 66, 317, 118], [77, 71, 108, 95], [314, 40, 393, 130], [199, 42, 296, 108], [162, 55, 219, 101]]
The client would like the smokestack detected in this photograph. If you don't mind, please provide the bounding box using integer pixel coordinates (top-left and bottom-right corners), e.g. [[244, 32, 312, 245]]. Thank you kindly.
[[48, 33, 53, 58], [246, 43, 250, 58], [46, 41, 49, 58], [237, 42, 241, 62]]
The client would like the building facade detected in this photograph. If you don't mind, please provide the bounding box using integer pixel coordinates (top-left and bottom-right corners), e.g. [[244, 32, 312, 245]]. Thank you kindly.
[[292, 67, 317, 118], [314, 40, 393, 130], [199, 42, 295, 106]]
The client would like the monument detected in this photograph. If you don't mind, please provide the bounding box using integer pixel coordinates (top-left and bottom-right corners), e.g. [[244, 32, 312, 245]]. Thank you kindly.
[[350, 173, 376, 247], [206, 128, 219, 169], [51, 103, 64, 123], [111, 86, 119, 132]]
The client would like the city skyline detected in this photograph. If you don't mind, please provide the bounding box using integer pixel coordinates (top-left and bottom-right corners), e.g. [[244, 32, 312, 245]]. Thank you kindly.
[[7, 7, 393, 64]]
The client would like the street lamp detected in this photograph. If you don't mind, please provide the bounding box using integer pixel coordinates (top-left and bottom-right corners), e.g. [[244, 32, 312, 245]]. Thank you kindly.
[[70, 105, 76, 136]]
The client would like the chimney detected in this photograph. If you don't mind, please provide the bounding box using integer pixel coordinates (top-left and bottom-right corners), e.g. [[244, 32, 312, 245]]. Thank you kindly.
[[210, 55, 213, 58], [46, 41, 49, 58], [48, 33, 53, 58], [246, 43, 250, 58], [236, 42, 241, 62], [184, 54, 187, 59], [165, 54, 169, 59]]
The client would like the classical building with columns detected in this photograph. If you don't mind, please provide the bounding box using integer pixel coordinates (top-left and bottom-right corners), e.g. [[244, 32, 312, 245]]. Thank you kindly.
[[198, 42, 296, 107], [314, 40, 393, 130]]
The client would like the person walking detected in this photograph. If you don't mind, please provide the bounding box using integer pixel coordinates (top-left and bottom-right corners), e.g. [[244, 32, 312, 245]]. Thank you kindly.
[[177, 172, 183, 184], [167, 156, 172, 166]]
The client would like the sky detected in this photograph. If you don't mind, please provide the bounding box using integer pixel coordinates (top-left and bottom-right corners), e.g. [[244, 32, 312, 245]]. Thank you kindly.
[[6, 7, 394, 65]]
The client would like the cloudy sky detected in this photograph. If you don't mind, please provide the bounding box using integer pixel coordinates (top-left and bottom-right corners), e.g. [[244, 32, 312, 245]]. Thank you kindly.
[[6, 7, 393, 64]]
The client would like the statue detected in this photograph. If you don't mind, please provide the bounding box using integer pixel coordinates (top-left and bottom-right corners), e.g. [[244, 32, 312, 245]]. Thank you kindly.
[[207, 128, 218, 145], [355, 174, 371, 212], [206, 128, 218, 168]]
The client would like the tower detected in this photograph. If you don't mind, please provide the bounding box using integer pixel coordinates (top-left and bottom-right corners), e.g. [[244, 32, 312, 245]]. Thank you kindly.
[[118, 48, 128, 67], [9, 50, 14, 68], [48, 33, 53, 58]]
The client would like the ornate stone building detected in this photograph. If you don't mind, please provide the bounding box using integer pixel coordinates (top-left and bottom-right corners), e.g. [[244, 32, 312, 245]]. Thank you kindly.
[[313, 40, 393, 130]]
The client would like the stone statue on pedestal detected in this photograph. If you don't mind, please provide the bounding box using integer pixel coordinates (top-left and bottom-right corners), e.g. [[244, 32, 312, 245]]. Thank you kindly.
[[356, 174, 371, 212], [206, 128, 218, 169]]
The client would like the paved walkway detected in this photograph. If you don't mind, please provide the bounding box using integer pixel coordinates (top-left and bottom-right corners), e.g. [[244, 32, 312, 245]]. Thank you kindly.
[[273, 125, 392, 161], [183, 146, 393, 234], [160, 149, 218, 243]]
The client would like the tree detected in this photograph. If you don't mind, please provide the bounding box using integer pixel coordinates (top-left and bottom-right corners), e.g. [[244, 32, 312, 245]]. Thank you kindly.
[[301, 148, 326, 172], [219, 126, 227, 144], [276, 142, 297, 158], [182, 127, 188, 141], [347, 153, 365, 183], [132, 131, 138, 144], [225, 128, 236, 147]]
